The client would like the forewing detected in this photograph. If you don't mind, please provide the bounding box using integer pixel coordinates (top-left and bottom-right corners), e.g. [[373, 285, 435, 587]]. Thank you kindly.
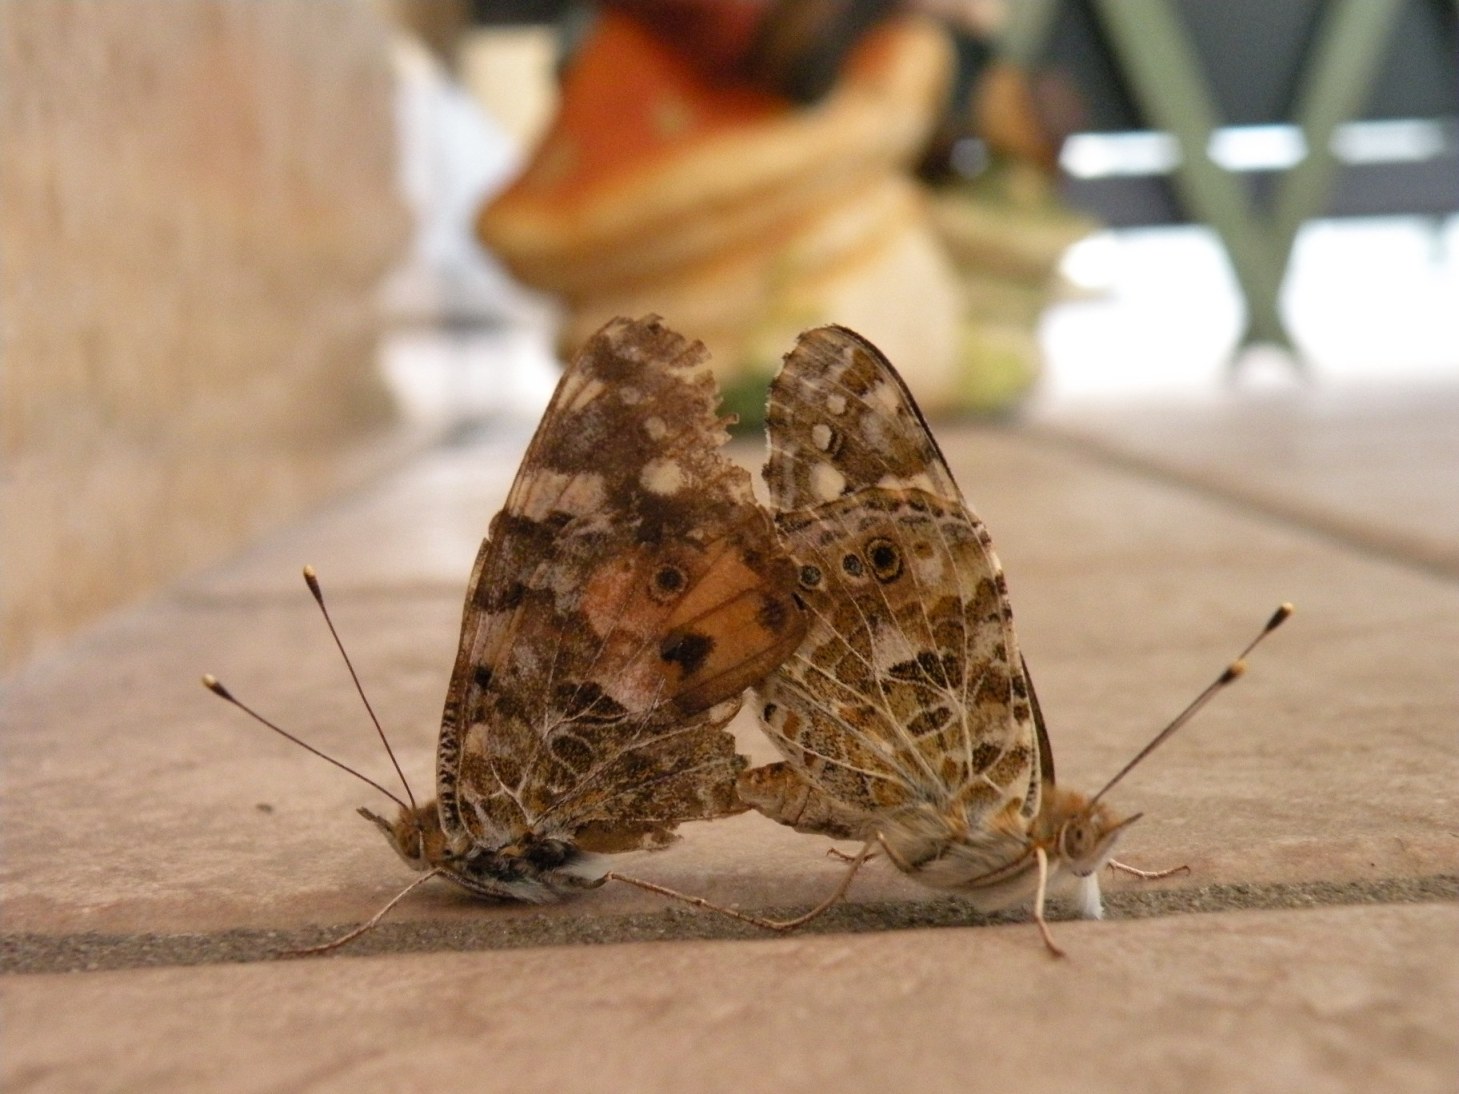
[[436, 316, 805, 850], [764, 325, 961, 509]]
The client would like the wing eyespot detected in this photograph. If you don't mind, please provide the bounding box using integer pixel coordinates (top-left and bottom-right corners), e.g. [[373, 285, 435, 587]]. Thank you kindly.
[[649, 564, 687, 602], [865, 537, 902, 584]]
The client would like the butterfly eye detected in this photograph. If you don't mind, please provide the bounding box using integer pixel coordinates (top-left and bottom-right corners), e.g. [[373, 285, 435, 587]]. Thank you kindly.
[[1060, 820, 1091, 860], [865, 538, 902, 584], [649, 564, 687, 601], [799, 564, 823, 588]]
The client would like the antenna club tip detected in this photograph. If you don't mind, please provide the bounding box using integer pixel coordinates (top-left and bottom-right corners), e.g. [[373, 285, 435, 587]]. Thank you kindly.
[[1221, 660, 1247, 684], [1270, 602, 1295, 628], [202, 674, 231, 699], [302, 568, 325, 603]]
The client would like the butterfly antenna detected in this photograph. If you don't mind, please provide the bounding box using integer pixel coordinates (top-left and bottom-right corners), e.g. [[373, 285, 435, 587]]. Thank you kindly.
[[302, 566, 418, 813], [1088, 603, 1293, 807], [201, 674, 411, 813]]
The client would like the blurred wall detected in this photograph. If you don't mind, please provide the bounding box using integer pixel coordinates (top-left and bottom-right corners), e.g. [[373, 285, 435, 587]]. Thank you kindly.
[[1, 2, 410, 669]]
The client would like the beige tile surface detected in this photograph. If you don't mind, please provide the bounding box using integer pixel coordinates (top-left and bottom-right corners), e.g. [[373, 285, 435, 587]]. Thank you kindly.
[[1029, 382, 1459, 577], [6, 904, 1456, 1093], [2, 428, 1453, 942], [3, 402, 1456, 1091], [169, 423, 537, 602]]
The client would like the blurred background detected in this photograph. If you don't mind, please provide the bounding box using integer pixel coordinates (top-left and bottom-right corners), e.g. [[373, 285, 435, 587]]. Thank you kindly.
[[3, 0, 1456, 669]]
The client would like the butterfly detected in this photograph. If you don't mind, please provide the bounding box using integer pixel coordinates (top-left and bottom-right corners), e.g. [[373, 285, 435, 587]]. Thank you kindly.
[[737, 326, 1289, 953], [367, 314, 807, 898], [208, 315, 806, 946]]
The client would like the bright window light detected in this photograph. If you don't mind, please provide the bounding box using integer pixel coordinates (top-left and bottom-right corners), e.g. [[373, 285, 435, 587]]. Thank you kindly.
[[1061, 131, 1180, 178], [1208, 124, 1306, 171], [1060, 119, 1451, 179], [1331, 118, 1451, 164]]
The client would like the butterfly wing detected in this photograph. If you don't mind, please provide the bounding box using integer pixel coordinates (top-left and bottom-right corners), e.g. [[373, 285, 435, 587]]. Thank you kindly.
[[437, 316, 805, 855], [743, 326, 1041, 842], [762, 325, 962, 508]]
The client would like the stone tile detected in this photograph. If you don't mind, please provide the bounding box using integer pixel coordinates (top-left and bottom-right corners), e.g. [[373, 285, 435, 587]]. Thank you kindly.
[[1028, 382, 1459, 577], [171, 424, 536, 602], [5, 903, 1456, 1093], [2, 427, 1454, 944]]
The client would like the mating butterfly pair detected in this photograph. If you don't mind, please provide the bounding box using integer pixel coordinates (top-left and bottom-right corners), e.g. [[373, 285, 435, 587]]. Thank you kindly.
[[209, 315, 1287, 954]]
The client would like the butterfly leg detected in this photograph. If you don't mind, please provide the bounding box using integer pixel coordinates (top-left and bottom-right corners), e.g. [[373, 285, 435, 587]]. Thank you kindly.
[[1106, 859, 1191, 881], [827, 845, 879, 865], [285, 868, 443, 957], [1032, 846, 1066, 958], [608, 839, 874, 932], [606, 872, 802, 931], [770, 839, 875, 929]]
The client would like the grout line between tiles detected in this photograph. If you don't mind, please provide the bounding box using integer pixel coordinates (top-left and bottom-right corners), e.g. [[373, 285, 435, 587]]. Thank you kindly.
[[3, 874, 1454, 976]]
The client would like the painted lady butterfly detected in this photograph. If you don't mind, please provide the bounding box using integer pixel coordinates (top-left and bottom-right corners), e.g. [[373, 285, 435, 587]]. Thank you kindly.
[[209, 315, 806, 947], [738, 326, 1289, 953]]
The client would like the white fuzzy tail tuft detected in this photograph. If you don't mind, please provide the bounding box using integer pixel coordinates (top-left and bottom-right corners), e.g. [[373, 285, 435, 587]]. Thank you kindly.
[[1074, 873, 1105, 920]]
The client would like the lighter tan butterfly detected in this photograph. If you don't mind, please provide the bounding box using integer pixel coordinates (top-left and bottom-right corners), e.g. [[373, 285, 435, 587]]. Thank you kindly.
[[737, 325, 1291, 954]]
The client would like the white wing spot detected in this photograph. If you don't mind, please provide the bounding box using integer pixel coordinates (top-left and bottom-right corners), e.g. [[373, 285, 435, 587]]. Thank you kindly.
[[826, 394, 847, 415], [619, 386, 643, 405], [811, 422, 834, 451], [870, 382, 902, 414], [877, 471, 938, 493], [516, 470, 605, 520], [564, 378, 606, 413], [640, 458, 684, 495], [643, 416, 668, 440], [811, 462, 846, 501]]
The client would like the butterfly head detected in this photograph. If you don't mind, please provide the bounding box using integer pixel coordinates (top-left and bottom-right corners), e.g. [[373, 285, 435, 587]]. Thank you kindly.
[[1041, 786, 1141, 878], [359, 802, 449, 873]]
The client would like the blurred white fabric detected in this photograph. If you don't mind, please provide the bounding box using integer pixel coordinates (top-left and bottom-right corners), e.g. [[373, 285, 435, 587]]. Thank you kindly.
[[380, 36, 554, 330], [378, 37, 559, 427]]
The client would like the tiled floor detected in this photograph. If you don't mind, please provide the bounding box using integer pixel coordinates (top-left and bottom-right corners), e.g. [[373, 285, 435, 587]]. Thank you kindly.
[[4, 386, 1456, 1090], [4, 221, 1457, 1090]]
